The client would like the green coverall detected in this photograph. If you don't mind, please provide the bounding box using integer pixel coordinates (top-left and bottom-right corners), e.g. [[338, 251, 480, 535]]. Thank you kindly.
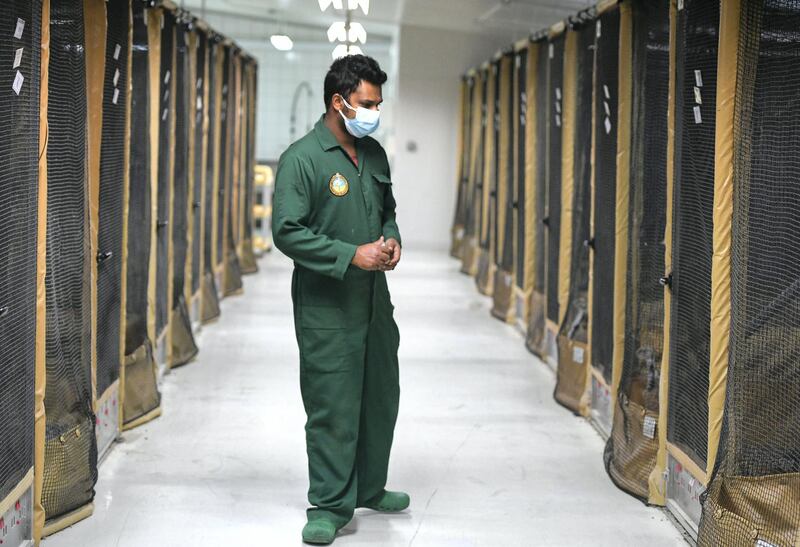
[[272, 117, 402, 528]]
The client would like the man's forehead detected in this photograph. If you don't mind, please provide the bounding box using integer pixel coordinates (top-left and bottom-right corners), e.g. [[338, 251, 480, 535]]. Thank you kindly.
[[353, 81, 382, 101]]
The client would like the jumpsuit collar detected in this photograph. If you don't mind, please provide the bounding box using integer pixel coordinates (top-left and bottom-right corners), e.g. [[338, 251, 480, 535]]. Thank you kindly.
[[314, 115, 364, 172]]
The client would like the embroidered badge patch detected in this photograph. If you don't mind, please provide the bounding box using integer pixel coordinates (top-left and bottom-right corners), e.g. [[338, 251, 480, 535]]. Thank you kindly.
[[329, 172, 349, 197]]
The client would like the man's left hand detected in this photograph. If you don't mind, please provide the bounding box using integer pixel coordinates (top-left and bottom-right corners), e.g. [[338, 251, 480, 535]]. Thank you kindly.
[[381, 238, 402, 271]]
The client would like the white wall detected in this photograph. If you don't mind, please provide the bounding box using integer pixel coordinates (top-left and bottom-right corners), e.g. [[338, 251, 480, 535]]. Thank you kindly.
[[391, 25, 509, 251]]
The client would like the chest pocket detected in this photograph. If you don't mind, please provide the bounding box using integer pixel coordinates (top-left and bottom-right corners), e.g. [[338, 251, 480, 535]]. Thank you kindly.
[[372, 173, 392, 215]]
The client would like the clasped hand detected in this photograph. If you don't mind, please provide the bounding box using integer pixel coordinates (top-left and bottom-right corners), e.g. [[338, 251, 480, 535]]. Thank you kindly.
[[352, 236, 401, 271]]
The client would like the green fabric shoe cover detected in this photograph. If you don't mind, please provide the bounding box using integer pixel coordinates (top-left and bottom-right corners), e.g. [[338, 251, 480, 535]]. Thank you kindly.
[[361, 490, 410, 512], [302, 519, 337, 545]]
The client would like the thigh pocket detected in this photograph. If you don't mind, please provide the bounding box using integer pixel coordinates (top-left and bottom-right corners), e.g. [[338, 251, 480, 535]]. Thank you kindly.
[[299, 306, 355, 373]]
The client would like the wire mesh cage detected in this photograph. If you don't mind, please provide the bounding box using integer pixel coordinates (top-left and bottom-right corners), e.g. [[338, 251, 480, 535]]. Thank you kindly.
[[170, 18, 198, 367], [123, 1, 161, 429], [42, 0, 98, 528], [589, 5, 621, 433], [525, 38, 549, 357], [491, 53, 516, 322], [604, 0, 670, 504], [221, 46, 243, 297], [512, 43, 531, 324], [95, 0, 131, 454], [450, 77, 470, 259], [0, 1, 42, 541], [190, 28, 207, 314], [555, 19, 595, 416], [201, 37, 221, 323], [664, 0, 720, 525], [699, 0, 800, 544], [460, 68, 487, 277], [475, 59, 500, 296]]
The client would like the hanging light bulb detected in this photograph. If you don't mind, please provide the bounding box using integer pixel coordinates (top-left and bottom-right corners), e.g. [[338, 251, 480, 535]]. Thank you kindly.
[[318, 0, 344, 11]]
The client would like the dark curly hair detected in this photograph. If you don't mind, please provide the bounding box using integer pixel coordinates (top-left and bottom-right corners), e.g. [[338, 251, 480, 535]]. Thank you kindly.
[[324, 54, 387, 109]]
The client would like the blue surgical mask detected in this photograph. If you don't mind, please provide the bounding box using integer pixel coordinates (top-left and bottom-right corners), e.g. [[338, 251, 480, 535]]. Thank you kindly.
[[338, 96, 380, 138]]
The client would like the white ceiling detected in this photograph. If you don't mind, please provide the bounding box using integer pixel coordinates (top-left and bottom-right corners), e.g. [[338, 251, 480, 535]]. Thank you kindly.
[[181, 0, 595, 40]]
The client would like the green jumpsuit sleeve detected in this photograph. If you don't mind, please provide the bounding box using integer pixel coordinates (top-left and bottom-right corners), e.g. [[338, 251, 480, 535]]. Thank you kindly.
[[272, 152, 358, 281], [381, 165, 402, 246]]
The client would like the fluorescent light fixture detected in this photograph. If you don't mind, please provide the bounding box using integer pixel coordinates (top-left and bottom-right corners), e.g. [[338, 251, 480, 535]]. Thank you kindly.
[[318, 0, 344, 10], [348, 0, 369, 14], [348, 22, 367, 44], [332, 44, 363, 60], [327, 22, 347, 42], [270, 34, 293, 51]]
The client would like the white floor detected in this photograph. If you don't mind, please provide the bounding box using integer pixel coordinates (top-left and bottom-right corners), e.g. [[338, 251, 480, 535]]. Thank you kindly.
[[46, 250, 687, 547]]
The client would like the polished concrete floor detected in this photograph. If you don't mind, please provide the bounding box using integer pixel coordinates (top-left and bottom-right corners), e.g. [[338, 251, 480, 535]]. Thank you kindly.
[[47, 249, 686, 547]]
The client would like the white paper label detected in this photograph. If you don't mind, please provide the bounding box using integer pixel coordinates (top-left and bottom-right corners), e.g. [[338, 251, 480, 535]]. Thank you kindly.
[[604, 101, 611, 117], [515, 55, 521, 68], [693, 105, 702, 124], [113, 68, 120, 87], [164, 70, 171, 84], [12, 71, 24, 95], [555, 114, 561, 127], [604, 117, 612, 135], [112, 87, 120, 105], [114, 44, 122, 60], [14, 18, 25, 40], [549, 44, 554, 58], [555, 101, 561, 114], [643, 415, 657, 439], [677, 0, 684, 9], [197, 97, 203, 110], [603, 84, 610, 100], [13, 47, 23, 69], [197, 78, 203, 89], [162, 108, 168, 121], [695, 69, 703, 87], [596, 20, 602, 38], [694, 86, 702, 104], [572, 346, 585, 364], [756, 540, 780, 547], [555, 87, 561, 100]]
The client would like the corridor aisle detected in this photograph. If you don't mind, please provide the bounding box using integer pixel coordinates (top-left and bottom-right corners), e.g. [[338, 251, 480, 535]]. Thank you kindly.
[[46, 250, 686, 547]]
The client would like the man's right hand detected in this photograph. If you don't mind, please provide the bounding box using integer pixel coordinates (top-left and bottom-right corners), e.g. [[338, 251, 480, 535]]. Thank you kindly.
[[352, 236, 391, 271]]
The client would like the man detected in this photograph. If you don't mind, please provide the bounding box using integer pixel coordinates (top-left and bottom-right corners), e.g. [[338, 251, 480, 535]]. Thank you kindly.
[[272, 54, 408, 545]]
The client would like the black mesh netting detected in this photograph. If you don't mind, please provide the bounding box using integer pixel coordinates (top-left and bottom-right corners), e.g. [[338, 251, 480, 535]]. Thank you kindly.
[[223, 51, 243, 296], [604, 0, 669, 502], [554, 21, 595, 413], [190, 30, 206, 296], [155, 10, 175, 338], [500, 54, 515, 273], [216, 46, 230, 271], [559, 22, 594, 346], [666, 0, 719, 471], [123, 1, 160, 424], [451, 77, 471, 257], [591, 7, 620, 385], [533, 41, 548, 296], [172, 22, 190, 309], [43, 0, 98, 520], [461, 70, 485, 267], [125, 0, 151, 356], [202, 38, 220, 321], [699, 1, 800, 544], [171, 20, 198, 365], [546, 33, 565, 324], [96, 0, 130, 399], [0, 0, 41, 506], [487, 59, 500, 266], [243, 61, 257, 250], [514, 47, 529, 289]]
